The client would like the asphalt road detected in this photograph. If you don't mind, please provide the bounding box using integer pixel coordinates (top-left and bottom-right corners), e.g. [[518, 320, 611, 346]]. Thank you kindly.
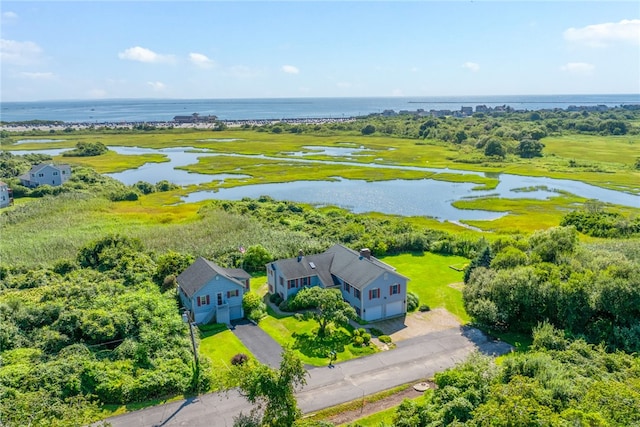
[[104, 326, 512, 427]]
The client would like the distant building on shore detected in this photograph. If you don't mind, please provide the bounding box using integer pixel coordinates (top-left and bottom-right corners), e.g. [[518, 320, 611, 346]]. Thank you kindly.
[[173, 113, 218, 124], [19, 163, 71, 188], [0, 181, 13, 208]]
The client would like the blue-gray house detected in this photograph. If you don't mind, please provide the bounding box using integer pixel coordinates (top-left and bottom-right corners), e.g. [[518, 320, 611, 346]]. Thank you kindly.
[[267, 244, 409, 322], [177, 257, 250, 325]]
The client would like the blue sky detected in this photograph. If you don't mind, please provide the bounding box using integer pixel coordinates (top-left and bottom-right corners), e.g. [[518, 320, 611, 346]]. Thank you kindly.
[[1, 1, 639, 101]]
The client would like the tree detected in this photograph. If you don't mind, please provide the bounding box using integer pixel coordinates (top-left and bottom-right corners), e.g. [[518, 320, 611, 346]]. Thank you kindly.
[[516, 139, 544, 158], [292, 287, 356, 337], [484, 139, 505, 158], [361, 124, 376, 135], [234, 349, 307, 427], [242, 245, 272, 272]]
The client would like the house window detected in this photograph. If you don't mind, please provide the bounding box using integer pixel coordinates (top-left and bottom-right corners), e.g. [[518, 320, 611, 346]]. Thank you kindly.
[[288, 279, 296, 289], [53, 171, 59, 176], [62, 170, 66, 174], [38, 173, 44, 177], [353, 289, 361, 300], [301, 276, 310, 287], [279, 277, 284, 287], [227, 290, 239, 298], [369, 288, 380, 300], [390, 284, 401, 295], [196, 295, 210, 307], [354, 306, 361, 316], [343, 282, 351, 293]]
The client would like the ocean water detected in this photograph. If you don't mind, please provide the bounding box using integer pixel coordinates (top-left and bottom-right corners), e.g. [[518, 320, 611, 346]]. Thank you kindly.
[[1, 94, 639, 123]]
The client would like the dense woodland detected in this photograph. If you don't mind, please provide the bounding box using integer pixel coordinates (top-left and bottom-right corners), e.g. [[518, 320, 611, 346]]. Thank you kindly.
[[1, 108, 639, 426]]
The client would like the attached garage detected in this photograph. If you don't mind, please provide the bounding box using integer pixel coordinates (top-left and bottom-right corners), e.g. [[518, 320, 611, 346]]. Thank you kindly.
[[385, 300, 404, 318], [230, 305, 243, 321], [365, 305, 383, 321]]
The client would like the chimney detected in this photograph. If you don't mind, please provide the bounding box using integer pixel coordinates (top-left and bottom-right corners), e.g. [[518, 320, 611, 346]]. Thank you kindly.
[[298, 249, 304, 262], [360, 248, 371, 260]]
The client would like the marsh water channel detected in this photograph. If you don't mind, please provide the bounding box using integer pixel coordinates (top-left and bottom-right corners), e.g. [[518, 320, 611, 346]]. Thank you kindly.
[[11, 142, 640, 223]]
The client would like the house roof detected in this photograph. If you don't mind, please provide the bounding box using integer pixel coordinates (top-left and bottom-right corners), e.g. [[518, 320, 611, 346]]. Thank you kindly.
[[271, 252, 336, 287], [271, 244, 407, 291], [19, 163, 71, 181], [177, 257, 248, 298]]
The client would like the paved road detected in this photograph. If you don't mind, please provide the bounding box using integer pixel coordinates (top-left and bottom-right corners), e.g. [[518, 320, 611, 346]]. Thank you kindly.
[[231, 319, 283, 368], [105, 326, 512, 427]]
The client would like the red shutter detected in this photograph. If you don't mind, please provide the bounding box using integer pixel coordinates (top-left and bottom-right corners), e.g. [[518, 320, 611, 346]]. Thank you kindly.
[[389, 285, 393, 296], [197, 297, 201, 307], [369, 290, 372, 300], [206, 295, 210, 305], [399, 284, 401, 294]]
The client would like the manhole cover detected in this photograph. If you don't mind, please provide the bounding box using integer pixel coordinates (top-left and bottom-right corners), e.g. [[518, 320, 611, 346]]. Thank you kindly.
[[413, 382, 430, 392]]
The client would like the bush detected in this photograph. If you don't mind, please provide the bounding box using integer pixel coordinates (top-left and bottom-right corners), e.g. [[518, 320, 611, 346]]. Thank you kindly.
[[353, 336, 364, 346], [243, 292, 266, 322], [362, 333, 371, 345], [231, 353, 249, 366], [379, 335, 392, 344], [419, 305, 431, 312], [369, 328, 384, 337], [406, 292, 420, 312], [269, 293, 283, 306], [278, 299, 293, 312]]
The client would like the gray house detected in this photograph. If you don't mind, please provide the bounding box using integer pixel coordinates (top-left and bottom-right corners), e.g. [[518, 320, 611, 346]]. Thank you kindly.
[[19, 163, 71, 188], [177, 257, 251, 325], [0, 181, 13, 208], [267, 244, 409, 322]]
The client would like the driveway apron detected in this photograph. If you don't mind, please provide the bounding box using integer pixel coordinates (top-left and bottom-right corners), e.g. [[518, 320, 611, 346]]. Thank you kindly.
[[231, 319, 283, 368]]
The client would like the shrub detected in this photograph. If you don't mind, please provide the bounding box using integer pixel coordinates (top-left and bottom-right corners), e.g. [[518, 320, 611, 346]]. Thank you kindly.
[[419, 305, 431, 312], [362, 333, 371, 345], [269, 293, 283, 306], [231, 353, 249, 366], [243, 293, 267, 322], [406, 292, 420, 312], [353, 336, 364, 346], [278, 299, 293, 312], [379, 335, 392, 344], [369, 328, 384, 337]]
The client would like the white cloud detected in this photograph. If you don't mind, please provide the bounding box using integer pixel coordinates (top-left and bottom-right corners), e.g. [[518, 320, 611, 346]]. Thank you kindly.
[[560, 62, 595, 74], [19, 71, 54, 80], [564, 19, 640, 47], [3, 11, 18, 19], [0, 39, 42, 65], [462, 61, 480, 72], [118, 46, 175, 63], [147, 81, 167, 91], [282, 65, 299, 74], [189, 52, 214, 69]]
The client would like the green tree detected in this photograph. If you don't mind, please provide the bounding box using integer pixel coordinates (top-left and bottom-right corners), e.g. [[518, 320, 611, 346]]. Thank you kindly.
[[292, 287, 356, 337], [242, 244, 272, 272], [516, 139, 544, 158], [361, 124, 376, 135], [234, 349, 307, 427], [484, 139, 505, 158]]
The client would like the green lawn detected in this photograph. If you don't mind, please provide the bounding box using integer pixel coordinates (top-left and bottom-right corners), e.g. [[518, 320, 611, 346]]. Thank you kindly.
[[381, 252, 470, 323], [259, 313, 377, 366], [198, 323, 253, 378]]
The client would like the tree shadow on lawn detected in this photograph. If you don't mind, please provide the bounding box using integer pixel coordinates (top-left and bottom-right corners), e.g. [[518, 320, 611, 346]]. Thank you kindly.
[[292, 328, 351, 358]]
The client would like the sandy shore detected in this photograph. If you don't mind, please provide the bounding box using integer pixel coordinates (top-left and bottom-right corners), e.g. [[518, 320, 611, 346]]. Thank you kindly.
[[0, 117, 357, 133]]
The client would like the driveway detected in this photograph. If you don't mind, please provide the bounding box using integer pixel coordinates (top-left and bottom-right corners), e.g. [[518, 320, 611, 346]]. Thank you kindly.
[[105, 326, 512, 427], [231, 319, 283, 368]]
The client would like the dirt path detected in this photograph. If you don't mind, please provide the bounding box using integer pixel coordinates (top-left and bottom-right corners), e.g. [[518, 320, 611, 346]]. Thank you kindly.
[[326, 382, 435, 425]]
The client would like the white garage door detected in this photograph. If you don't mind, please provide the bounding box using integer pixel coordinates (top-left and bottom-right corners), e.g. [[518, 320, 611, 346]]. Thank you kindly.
[[385, 301, 404, 318], [230, 305, 243, 321], [365, 305, 382, 321]]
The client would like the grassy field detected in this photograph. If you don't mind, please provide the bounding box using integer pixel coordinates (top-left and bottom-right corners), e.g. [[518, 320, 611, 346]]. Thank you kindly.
[[381, 252, 470, 323]]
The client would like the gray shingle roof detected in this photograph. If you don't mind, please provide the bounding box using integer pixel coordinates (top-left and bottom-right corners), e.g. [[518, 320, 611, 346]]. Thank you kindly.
[[177, 257, 247, 298], [271, 244, 407, 291]]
